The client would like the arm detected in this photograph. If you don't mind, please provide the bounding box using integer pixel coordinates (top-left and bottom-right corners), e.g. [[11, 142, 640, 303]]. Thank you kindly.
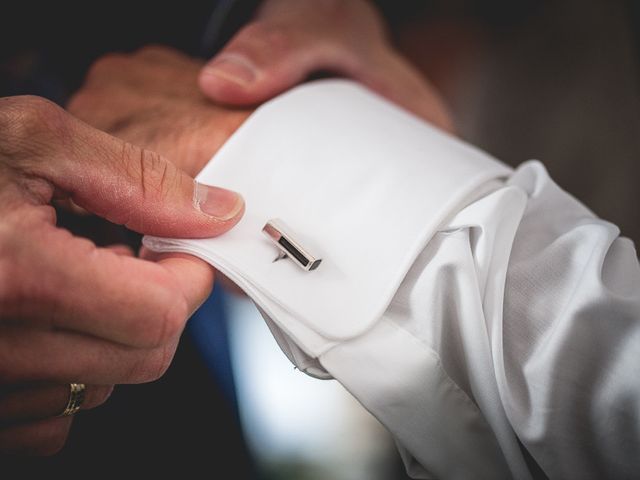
[[195, 7, 638, 475], [199, 0, 453, 132], [66, 7, 639, 477], [135, 76, 638, 478]]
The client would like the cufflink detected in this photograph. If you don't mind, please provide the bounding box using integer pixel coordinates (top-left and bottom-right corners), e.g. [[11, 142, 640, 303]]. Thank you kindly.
[[262, 219, 322, 271]]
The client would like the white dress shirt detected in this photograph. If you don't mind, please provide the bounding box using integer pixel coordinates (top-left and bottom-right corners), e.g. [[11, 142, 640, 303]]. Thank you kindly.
[[144, 80, 640, 479]]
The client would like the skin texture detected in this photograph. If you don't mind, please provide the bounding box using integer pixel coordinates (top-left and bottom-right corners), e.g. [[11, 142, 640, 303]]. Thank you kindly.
[[199, 0, 454, 132], [0, 95, 243, 455], [67, 47, 252, 176], [1, 0, 452, 456]]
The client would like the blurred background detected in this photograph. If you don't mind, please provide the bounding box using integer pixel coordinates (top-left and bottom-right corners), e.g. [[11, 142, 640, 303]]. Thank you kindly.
[[224, 290, 402, 480], [1, 0, 638, 478], [388, 0, 640, 244]]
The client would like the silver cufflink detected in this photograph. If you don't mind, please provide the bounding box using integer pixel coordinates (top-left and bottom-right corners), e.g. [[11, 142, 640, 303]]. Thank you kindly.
[[262, 219, 322, 271]]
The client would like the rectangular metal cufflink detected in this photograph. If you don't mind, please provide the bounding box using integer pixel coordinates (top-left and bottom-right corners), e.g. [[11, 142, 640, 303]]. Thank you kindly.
[[262, 219, 322, 271]]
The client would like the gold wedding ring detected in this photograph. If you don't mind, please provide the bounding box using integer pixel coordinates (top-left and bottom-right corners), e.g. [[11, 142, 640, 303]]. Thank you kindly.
[[58, 383, 86, 417]]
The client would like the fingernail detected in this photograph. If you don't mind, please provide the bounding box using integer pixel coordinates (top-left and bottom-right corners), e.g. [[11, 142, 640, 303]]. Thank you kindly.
[[203, 54, 257, 86], [193, 182, 244, 221]]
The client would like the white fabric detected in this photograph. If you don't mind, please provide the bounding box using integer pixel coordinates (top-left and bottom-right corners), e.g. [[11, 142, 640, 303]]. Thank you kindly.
[[144, 80, 640, 479]]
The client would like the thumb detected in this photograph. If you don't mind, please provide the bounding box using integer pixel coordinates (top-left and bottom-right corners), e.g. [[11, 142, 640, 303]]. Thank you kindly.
[[38, 109, 244, 238], [199, 23, 353, 106], [198, 23, 454, 132]]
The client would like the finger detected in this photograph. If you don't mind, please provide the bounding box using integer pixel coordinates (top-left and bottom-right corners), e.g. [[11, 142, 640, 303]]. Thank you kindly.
[[0, 327, 179, 385], [78, 46, 203, 98], [53, 198, 89, 216], [4, 213, 215, 347], [142, 247, 239, 299], [199, 21, 356, 106], [0, 384, 113, 425], [154, 253, 216, 315], [5, 96, 244, 238], [199, 23, 454, 131], [0, 416, 73, 456], [106, 244, 135, 256], [363, 50, 455, 132]]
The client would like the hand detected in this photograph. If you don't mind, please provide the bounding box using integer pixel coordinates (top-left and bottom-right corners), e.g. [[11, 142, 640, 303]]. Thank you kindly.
[[67, 46, 252, 177], [199, 0, 454, 132], [67, 46, 257, 297], [0, 95, 243, 455]]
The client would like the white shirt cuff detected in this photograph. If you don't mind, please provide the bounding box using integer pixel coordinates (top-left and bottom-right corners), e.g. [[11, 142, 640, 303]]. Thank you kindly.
[[144, 78, 510, 359]]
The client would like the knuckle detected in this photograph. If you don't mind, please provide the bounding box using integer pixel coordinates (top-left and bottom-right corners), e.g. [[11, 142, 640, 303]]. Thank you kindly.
[[131, 346, 175, 383], [136, 148, 179, 204], [139, 280, 188, 349], [13, 95, 62, 128], [84, 52, 129, 83], [0, 95, 67, 154], [153, 345, 176, 381], [163, 297, 189, 341], [133, 44, 180, 59], [65, 90, 91, 116], [124, 355, 152, 383], [136, 44, 167, 55], [117, 276, 187, 350]]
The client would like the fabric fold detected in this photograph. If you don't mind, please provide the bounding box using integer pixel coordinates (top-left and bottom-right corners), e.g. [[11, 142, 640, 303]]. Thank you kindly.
[[144, 79, 511, 352]]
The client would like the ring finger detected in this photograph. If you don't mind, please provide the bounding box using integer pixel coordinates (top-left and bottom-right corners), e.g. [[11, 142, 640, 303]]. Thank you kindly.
[[0, 383, 114, 425]]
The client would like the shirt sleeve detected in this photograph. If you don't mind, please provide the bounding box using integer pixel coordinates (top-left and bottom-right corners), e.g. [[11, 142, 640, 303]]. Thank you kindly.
[[143, 80, 640, 480], [320, 160, 640, 479]]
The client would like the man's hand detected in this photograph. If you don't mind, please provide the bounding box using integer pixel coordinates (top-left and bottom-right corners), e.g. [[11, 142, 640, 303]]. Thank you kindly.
[[199, 0, 454, 132], [67, 47, 251, 177], [0, 95, 243, 455]]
